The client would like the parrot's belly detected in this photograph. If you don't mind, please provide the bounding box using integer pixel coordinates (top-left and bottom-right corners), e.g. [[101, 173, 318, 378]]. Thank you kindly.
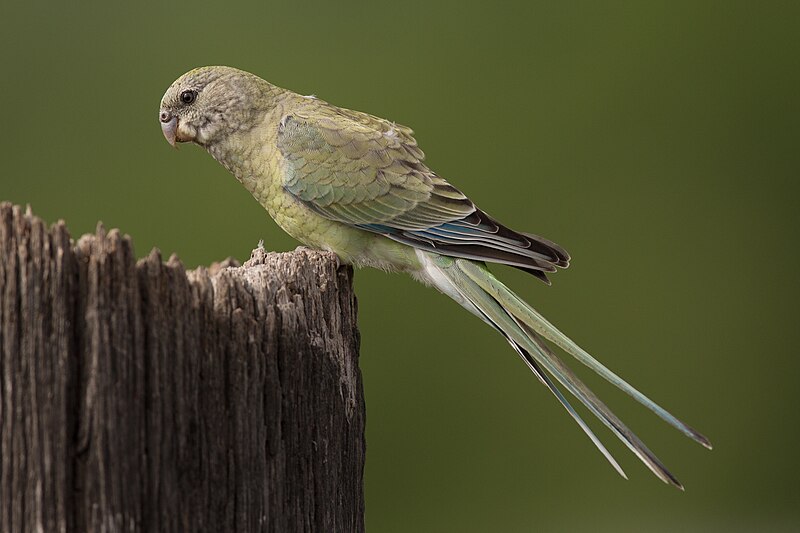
[[242, 168, 419, 272], [265, 190, 420, 273], [212, 126, 421, 273]]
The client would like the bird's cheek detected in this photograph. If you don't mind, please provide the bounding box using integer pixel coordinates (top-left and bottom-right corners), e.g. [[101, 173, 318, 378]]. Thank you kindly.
[[175, 122, 196, 143]]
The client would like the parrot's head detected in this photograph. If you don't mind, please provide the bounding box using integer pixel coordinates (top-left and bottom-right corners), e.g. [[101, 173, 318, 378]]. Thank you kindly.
[[159, 66, 268, 148]]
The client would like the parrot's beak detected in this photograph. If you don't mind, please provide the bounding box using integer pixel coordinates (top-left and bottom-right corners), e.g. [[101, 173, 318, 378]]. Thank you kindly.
[[160, 114, 178, 147]]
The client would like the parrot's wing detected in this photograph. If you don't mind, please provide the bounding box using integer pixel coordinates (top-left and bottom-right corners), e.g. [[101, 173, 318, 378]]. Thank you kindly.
[[278, 106, 569, 282]]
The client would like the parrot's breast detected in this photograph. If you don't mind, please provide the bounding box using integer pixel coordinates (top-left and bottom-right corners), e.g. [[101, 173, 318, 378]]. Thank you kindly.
[[207, 104, 421, 274]]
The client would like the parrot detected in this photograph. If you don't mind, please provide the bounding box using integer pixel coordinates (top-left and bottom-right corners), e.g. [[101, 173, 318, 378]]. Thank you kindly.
[[159, 66, 710, 489]]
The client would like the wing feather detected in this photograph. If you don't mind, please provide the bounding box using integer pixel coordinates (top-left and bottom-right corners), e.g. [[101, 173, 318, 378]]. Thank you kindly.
[[277, 100, 570, 278]]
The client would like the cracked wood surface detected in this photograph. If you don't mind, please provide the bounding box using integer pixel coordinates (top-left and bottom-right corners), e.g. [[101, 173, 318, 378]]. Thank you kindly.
[[0, 203, 365, 533]]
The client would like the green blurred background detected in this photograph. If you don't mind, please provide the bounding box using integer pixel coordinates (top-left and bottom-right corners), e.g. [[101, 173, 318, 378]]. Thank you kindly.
[[2, 1, 798, 531]]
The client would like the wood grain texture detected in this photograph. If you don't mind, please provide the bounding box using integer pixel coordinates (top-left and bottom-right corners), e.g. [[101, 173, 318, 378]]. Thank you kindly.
[[0, 203, 365, 533]]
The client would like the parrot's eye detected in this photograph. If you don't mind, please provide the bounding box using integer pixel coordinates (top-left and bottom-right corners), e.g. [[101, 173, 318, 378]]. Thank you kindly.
[[180, 90, 197, 105]]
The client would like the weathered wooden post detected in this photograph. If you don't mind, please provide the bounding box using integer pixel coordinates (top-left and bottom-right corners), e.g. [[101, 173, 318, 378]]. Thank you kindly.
[[0, 203, 365, 532]]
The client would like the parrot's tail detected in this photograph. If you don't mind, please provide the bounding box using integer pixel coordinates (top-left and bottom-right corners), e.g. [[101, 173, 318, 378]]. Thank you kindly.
[[415, 250, 711, 489]]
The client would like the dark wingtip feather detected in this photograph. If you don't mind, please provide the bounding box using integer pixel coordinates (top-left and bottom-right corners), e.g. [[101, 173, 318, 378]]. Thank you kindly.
[[519, 231, 571, 267], [362, 206, 572, 279], [515, 265, 552, 285]]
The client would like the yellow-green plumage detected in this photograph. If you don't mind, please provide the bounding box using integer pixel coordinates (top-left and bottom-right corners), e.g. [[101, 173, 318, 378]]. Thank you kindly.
[[169, 67, 424, 272], [160, 66, 710, 489]]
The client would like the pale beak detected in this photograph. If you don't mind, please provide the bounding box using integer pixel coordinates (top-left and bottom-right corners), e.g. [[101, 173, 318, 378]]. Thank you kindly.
[[160, 111, 178, 147]]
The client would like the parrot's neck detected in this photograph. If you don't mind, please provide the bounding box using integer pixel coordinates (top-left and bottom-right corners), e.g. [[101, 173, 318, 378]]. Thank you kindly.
[[204, 100, 287, 206], [206, 138, 256, 183]]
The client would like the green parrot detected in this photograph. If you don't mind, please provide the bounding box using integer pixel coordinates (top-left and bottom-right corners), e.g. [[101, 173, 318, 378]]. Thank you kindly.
[[159, 66, 710, 489]]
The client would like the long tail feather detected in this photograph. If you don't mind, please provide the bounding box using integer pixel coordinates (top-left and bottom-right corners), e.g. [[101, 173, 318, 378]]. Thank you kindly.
[[418, 251, 708, 488], [457, 260, 712, 450], [506, 340, 629, 480], [438, 258, 629, 478]]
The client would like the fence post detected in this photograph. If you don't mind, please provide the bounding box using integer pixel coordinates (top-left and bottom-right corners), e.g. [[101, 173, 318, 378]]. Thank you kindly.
[[0, 203, 365, 532]]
